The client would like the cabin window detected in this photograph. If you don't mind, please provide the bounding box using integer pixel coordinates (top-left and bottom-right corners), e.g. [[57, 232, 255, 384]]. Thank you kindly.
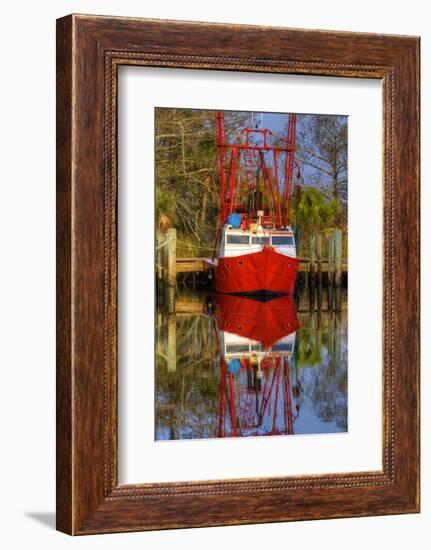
[[226, 344, 250, 353], [271, 342, 293, 352], [271, 235, 294, 246], [251, 236, 270, 245], [226, 235, 250, 245]]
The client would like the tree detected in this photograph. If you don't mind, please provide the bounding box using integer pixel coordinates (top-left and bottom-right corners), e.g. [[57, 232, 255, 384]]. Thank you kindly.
[[155, 108, 217, 244], [296, 115, 348, 212], [290, 187, 340, 234], [155, 108, 249, 253]]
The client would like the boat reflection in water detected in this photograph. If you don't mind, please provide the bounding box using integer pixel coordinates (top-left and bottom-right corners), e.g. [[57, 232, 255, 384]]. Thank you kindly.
[[214, 294, 301, 437], [155, 289, 348, 441]]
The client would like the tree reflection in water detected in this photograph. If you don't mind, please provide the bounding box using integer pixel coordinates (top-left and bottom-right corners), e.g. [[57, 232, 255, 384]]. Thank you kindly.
[[155, 289, 347, 440]]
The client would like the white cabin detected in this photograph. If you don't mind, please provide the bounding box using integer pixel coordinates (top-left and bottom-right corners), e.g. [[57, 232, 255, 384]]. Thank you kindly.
[[219, 225, 297, 259], [220, 330, 296, 361]]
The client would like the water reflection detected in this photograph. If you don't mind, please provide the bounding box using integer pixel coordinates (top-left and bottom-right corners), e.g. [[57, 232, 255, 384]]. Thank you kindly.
[[155, 290, 347, 440]]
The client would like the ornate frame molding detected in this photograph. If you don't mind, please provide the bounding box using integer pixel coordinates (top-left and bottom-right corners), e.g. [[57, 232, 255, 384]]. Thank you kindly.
[[57, 15, 419, 534]]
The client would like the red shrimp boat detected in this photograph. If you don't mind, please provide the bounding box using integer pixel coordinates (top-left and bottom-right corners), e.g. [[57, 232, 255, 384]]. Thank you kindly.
[[205, 112, 301, 295], [213, 293, 300, 349], [212, 293, 300, 437]]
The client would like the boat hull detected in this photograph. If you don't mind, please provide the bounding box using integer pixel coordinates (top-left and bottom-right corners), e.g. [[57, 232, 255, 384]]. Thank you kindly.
[[212, 247, 300, 295], [214, 293, 299, 348]]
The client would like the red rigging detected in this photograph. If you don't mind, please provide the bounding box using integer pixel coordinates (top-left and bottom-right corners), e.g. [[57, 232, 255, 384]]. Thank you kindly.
[[205, 111, 300, 295], [213, 293, 300, 438]]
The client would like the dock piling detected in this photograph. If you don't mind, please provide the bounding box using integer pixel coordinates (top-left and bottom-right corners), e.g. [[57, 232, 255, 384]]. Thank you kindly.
[[167, 314, 176, 372], [316, 232, 323, 311], [309, 233, 316, 284], [334, 229, 342, 287], [167, 228, 177, 288]]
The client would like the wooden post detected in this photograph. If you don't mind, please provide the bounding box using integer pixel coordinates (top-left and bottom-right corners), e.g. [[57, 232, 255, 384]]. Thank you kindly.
[[155, 230, 162, 307], [328, 234, 335, 286], [167, 287, 176, 314], [328, 310, 336, 372], [167, 228, 177, 287], [156, 230, 162, 281], [167, 314, 176, 372], [316, 233, 322, 275], [335, 285, 342, 313], [294, 225, 301, 258], [316, 232, 322, 311], [162, 233, 168, 309], [309, 233, 316, 284], [328, 284, 334, 312], [327, 234, 334, 310], [334, 229, 342, 287], [294, 225, 304, 289], [334, 310, 341, 369]]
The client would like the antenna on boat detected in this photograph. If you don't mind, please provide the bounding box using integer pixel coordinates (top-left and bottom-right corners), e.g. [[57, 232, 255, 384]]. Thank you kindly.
[[251, 112, 263, 130]]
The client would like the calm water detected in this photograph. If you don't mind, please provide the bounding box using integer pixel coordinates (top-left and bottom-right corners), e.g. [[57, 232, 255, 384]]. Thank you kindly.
[[155, 288, 347, 440]]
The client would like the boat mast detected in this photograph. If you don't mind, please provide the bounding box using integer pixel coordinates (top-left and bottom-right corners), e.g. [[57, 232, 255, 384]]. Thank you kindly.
[[215, 111, 299, 229], [283, 114, 298, 227]]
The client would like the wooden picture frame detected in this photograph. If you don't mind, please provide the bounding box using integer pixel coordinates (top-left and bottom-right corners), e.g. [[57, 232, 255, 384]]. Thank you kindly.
[[56, 14, 420, 535]]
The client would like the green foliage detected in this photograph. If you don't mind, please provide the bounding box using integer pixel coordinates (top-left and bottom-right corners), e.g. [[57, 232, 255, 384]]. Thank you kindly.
[[155, 108, 216, 240], [155, 186, 175, 221], [155, 108, 248, 247], [290, 186, 341, 233], [296, 331, 322, 367]]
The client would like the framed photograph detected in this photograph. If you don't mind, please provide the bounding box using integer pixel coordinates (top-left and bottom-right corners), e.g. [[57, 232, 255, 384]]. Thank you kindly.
[[56, 14, 420, 535]]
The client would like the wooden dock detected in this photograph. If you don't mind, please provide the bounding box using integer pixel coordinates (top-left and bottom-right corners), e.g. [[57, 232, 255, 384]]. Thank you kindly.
[[174, 299, 347, 316], [157, 228, 347, 310]]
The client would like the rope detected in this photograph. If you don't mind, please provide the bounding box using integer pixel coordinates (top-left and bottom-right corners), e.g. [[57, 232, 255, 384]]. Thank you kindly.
[[175, 239, 219, 253], [157, 236, 218, 253]]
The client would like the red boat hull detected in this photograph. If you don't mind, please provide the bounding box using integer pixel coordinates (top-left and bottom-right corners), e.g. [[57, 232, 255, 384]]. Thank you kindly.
[[213, 247, 300, 295], [214, 293, 299, 348]]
